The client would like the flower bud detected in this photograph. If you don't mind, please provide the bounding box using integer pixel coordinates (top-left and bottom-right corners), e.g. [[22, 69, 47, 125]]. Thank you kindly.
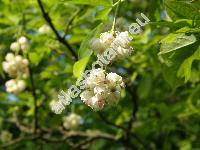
[[5, 53, 14, 62], [18, 36, 28, 45], [100, 32, 114, 48], [10, 42, 20, 51]]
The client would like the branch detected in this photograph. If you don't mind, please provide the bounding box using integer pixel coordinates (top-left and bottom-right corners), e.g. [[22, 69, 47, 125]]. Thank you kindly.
[[37, 0, 78, 61], [127, 84, 138, 133], [118, 83, 138, 149], [1, 127, 115, 149], [0, 136, 39, 148], [5, 113, 34, 134], [63, 7, 81, 38], [28, 56, 38, 134], [42, 128, 115, 140], [125, 84, 150, 149]]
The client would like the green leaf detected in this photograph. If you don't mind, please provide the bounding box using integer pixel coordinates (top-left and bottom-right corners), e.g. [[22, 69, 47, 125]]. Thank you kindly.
[[149, 19, 194, 31], [165, 0, 200, 20], [159, 33, 196, 55], [66, 0, 113, 7], [73, 56, 90, 78], [29, 52, 41, 66], [94, 7, 112, 21], [177, 46, 200, 82], [162, 63, 184, 90], [78, 23, 103, 59]]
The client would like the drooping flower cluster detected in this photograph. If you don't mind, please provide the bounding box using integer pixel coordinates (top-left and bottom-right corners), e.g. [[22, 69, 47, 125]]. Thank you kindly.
[[90, 31, 133, 59], [5, 79, 26, 94], [2, 53, 29, 78], [80, 68, 124, 111], [2, 37, 29, 94], [51, 30, 133, 114], [63, 113, 82, 129], [10, 36, 29, 52]]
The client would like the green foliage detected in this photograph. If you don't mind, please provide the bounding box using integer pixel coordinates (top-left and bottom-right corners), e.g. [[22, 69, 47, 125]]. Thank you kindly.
[[73, 56, 90, 78], [159, 33, 196, 54], [78, 23, 103, 59]]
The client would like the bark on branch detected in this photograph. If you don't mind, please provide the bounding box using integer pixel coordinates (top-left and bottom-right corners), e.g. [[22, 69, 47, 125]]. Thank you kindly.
[[37, 0, 78, 60]]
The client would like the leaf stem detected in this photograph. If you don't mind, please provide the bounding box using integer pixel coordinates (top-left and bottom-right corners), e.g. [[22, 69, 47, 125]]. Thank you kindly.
[[111, 0, 121, 34]]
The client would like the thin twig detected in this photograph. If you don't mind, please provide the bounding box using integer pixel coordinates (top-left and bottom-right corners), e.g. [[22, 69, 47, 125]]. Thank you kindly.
[[63, 7, 81, 38], [37, 0, 78, 60]]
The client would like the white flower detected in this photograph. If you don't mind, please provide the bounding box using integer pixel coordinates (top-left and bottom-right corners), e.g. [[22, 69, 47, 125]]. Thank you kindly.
[[99, 32, 114, 48], [93, 83, 109, 99], [117, 47, 132, 58], [110, 31, 133, 59], [20, 43, 30, 51], [5, 53, 15, 62], [15, 55, 23, 63], [113, 31, 132, 48], [5, 79, 26, 94], [85, 68, 106, 88], [2, 62, 9, 72], [80, 89, 105, 111], [2, 53, 29, 78], [80, 90, 94, 103], [18, 36, 28, 45], [38, 24, 51, 34], [18, 36, 29, 51], [106, 85, 122, 105], [91, 31, 133, 60], [17, 80, 26, 91], [22, 58, 29, 65], [80, 69, 124, 110], [0, 131, 12, 143], [90, 94, 105, 111], [50, 100, 65, 114], [10, 42, 20, 52], [106, 72, 123, 86], [94, 84, 108, 95], [63, 113, 82, 129], [90, 38, 105, 54]]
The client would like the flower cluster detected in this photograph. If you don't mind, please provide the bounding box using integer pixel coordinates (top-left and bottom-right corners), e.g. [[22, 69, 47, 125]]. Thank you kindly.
[[5, 79, 26, 94], [52, 30, 133, 114], [63, 113, 82, 129], [2, 37, 29, 94], [10, 36, 29, 52], [90, 31, 133, 59], [80, 68, 124, 111], [2, 53, 29, 78]]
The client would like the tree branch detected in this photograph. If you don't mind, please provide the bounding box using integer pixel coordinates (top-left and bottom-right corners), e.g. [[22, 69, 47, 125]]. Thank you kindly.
[[0, 128, 115, 149], [0, 136, 39, 148], [125, 83, 149, 149], [28, 59, 38, 134], [37, 0, 78, 61]]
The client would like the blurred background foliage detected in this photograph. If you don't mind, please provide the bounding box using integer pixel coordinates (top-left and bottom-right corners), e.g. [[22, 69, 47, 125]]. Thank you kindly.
[[0, 0, 200, 149]]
